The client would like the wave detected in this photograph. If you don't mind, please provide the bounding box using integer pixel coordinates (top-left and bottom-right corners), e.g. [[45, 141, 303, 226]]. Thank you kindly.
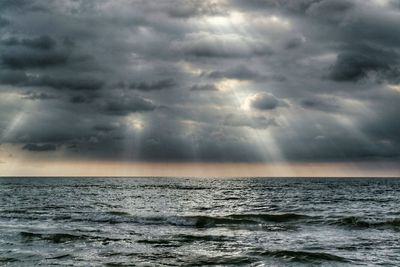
[[254, 250, 349, 263], [106, 211, 131, 216], [66, 212, 309, 229], [137, 239, 178, 247], [173, 234, 234, 242], [104, 262, 140, 267], [101, 213, 308, 228], [20, 231, 127, 244], [20, 232, 88, 243], [46, 254, 71, 260], [0, 257, 19, 263], [137, 234, 234, 247], [333, 216, 400, 229], [228, 213, 309, 222], [184, 213, 309, 228], [138, 184, 211, 190], [184, 255, 254, 266], [0, 209, 28, 214]]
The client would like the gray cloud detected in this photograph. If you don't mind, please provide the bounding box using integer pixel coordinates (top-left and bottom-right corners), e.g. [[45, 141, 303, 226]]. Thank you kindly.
[[223, 114, 278, 129], [22, 143, 56, 152], [0, 70, 29, 85], [31, 75, 105, 91], [232, 0, 318, 12], [284, 36, 306, 49], [1, 51, 68, 69], [164, 1, 227, 18], [328, 46, 399, 82], [249, 92, 289, 111], [306, 0, 354, 21], [300, 95, 341, 112], [0, 16, 9, 27], [0, 71, 104, 91], [2, 35, 56, 50], [20, 91, 58, 100], [172, 32, 273, 58], [99, 95, 156, 116], [69, 95, 94, 104], [190, 84, 218, 91], [207, 65, 285, 81], [129, 79, 176, 91]]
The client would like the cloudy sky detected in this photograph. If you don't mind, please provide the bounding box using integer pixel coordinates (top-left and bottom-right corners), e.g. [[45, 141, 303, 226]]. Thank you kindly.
[[0, 0, 399, 176]]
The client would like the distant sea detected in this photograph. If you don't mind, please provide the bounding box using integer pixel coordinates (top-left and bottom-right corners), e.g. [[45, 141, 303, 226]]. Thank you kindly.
[[0, 177, 399, 266]]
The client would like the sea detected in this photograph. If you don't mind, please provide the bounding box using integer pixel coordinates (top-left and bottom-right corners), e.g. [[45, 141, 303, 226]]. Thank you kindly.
[[0, 177, 399, 266]]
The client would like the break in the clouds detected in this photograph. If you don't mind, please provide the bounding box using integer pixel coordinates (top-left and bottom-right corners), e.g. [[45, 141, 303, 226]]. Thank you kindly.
[[0, 0, 399, 163]]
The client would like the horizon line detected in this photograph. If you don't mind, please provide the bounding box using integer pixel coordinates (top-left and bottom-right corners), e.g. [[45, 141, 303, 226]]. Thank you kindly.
[[1, 175, 399, 178]]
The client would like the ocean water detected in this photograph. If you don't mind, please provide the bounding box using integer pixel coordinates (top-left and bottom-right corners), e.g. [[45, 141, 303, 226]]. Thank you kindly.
[[0, 177, 399, 266]]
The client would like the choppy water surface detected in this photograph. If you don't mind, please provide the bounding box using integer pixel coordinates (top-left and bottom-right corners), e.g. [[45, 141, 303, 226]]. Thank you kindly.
[[0, 177, 399, 266]]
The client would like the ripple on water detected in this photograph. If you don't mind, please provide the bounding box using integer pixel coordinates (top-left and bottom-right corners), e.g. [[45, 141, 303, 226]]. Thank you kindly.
[[251, 249, 350, 263]]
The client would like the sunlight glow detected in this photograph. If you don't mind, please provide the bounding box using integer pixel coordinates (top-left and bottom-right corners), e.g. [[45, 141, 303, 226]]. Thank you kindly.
[[387, 84, 400, 93], [204, 11, 245, 28], [215, 79, 247, 92], [178, 61, 203, 76], [126, 115, 145, 131], [1, 159, 398, 177]]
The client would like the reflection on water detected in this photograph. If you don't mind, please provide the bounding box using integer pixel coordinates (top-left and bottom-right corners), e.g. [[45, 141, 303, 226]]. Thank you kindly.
[[0, 177, 400, 266]]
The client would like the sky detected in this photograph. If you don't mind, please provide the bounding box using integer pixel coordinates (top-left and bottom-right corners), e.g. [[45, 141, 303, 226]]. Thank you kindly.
[[0, 0, 399, 177]]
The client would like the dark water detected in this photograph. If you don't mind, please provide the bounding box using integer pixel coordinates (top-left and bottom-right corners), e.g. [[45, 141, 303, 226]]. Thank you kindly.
[[0, 178, 400, 266]]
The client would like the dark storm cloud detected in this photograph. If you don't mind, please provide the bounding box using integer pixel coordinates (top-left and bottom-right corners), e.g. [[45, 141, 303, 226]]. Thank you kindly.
[[99, 96, 156, 116], [22, 143, 56, 152], [0, 71, 104, 91], [309, 1, 400, 83], [328, 46, 399, 82], [172, 32, 273, 58], [69, 95, 94, 104], [1, 51, 68, 69], [284, 36, 306, 49], [2, 35, 56, 50], [30, 76, 105, 91], [20, 35, 56, 50], [0, 0, 399, 163], [190, 84, 218, 91], [0, 70, 29, 85], [0, 0, 30, 10], [306, 0, 354, 20], [232, 0, 318, 11], [93, 125, 117, 133], [129, 79, 176, 91], [299, 95, 341, 112], [0, 17, 9, 27], [249, 92, 288, 111], [20, 91, 58, 100], [233, 0, 349, 22]]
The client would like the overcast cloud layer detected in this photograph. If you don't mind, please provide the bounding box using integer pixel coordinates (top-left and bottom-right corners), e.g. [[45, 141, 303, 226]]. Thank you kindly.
[[0, 0, 399, 163]]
